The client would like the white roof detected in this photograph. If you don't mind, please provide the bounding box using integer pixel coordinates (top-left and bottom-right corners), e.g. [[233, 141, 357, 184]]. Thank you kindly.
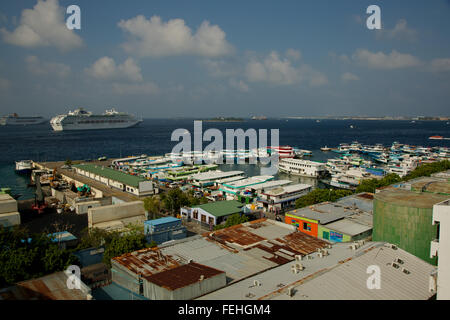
[[199, 242, 436, 300], [323, 218, 372, 236], [270, 243, 436, 300], [263, 183, 311, 196], [248, 180, 292, 191], [280, 158, 325, 167], [223, 175, 274, 189], [192, 170, 244, 181]]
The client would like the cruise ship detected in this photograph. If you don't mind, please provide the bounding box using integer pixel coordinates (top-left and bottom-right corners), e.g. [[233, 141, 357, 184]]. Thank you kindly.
[[50, 108, 142, 131], [0, 113, 46, 126]]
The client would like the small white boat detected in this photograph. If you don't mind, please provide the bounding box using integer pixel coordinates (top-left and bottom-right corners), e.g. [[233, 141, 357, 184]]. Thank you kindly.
[[15, 160, 33, 174], [321, 146, 332, 152]]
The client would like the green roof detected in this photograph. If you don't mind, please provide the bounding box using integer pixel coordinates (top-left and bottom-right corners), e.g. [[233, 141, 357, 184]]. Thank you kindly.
[[74, 164, 146, 188], [193, 200, 244, 217]]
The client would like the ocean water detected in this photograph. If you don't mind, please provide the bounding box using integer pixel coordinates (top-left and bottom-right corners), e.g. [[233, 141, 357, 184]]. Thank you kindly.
[[1, 119, 449, 199]]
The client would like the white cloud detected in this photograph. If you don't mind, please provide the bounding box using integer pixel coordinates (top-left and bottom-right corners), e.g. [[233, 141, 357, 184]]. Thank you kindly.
[[202, 59, 239, 77], [112, 82, 160, 95], [118, 15, 234, 57], [286, 49, 301, 61], [0, 0, 82, 51], [229, 78, 249, 92], [341, 72, 359, 82], [430, 58, 450, 72], [377, 19, 417, 41], [246, 51, 300, 85], [26, 55, 71, 78], [245, 51, 327, 87], [352, 49, 421, 69], [85, 57, 143, 82]]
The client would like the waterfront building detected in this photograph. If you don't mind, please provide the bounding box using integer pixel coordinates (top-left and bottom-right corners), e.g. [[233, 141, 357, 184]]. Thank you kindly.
[[257, 183, 312, 213], [278, 158, 327, 177], [190, 170, 245, 188], [73, 164, 156, 197]]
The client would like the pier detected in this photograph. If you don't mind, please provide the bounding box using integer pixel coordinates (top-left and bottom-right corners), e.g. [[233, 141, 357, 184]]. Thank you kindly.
[[33, 160, 141, 203]]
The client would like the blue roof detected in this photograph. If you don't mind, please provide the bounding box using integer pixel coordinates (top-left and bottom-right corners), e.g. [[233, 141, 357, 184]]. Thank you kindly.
[[48, 231, 77, 242], [144, 217, 180, 226]]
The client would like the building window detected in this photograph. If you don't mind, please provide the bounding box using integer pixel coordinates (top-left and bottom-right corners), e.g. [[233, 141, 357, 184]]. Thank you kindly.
[[193, 211, 198, 219], [303, 222, 311, 231]]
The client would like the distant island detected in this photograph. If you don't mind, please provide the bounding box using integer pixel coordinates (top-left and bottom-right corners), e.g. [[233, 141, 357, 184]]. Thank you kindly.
[[285, 116, 450, 121], [201, 117, 245, 122]]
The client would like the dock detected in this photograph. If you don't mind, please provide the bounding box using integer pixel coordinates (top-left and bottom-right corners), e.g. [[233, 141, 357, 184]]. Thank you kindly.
[[33, 160, 140, 203]]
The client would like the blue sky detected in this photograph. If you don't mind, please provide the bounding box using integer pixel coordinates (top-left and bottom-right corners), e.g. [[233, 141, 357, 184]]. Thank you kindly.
[[0, 0, 450, 118]]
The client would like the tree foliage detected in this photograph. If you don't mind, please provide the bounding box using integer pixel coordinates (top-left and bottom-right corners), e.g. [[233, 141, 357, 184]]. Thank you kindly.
[[0, 226, 78, 287], [295, 189, 354, 209], [355, 173, 402, 193], [404, 160, 450, 181], [214, 213, 249, 230], [158, 188, 208, 215], [143, 196, 161, 220]]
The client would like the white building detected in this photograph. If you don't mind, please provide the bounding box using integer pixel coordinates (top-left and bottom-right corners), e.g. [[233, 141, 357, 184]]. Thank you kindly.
[[220, 175, 274, 200], [74, 164, 156, 197], [278, 159, 327, 177], [190, 170, 245, 188], [180, 200, 244, 226], [257, 183, 312, 213], [431, 200, 450, 300]]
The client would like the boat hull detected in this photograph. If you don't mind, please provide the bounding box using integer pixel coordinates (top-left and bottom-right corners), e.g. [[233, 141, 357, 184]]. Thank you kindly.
[[51, 120, 142, 131]]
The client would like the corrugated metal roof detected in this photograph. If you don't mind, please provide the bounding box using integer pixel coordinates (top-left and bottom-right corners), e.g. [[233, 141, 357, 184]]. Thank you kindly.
[[262, 183, 311, 196], [268, 243, 436, 300], [192, 170, 244, 181], [144, 217, 181, 226], [112, 248, 182, 278], [222, 175, 274, 189], [287, 203, 352, 224], [144, 262, 225, 290], [74, 164, 145, 187], [0, 272, 88, 300], [323, 219, 372, 236], [199, 242, 436, 301], [192, 200, 243, 217]]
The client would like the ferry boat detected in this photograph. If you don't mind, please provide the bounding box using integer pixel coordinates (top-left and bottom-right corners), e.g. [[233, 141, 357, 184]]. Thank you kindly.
[[429, 136, 443, 140], [268, 146, 295, 159], [15, 160, 33, 174], [278, 158, 327, 178], [1, 113, 46, 126], [50, 108, 142, 131], [294, 149, 313, 157]]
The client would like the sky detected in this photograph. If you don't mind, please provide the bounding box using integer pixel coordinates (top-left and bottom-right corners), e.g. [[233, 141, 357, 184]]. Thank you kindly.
[[0, 0, 450, 118]]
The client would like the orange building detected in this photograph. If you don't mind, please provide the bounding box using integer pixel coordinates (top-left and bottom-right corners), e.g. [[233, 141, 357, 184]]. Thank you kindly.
[[285, 214, 318, 238]]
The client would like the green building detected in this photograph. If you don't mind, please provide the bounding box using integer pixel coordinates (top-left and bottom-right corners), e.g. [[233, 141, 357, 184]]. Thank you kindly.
[[373, 177, 450, 265]]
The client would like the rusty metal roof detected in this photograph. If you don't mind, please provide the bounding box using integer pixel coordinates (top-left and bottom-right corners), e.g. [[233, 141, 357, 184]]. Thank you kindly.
[[0, 272, 88, 300], [112, 248, 181, 278], [205, 219, 328, 259], [144, 262, 225, 290]]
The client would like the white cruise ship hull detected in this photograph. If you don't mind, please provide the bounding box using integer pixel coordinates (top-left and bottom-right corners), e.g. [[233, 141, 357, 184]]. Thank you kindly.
[[51, 120, 142, 131], [1, 117, 46, 126]]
